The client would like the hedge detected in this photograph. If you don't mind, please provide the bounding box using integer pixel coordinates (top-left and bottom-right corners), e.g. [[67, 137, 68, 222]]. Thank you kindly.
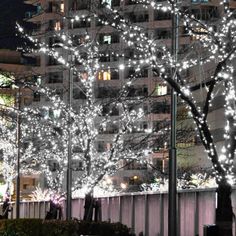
[[0, 219, 132, 236]]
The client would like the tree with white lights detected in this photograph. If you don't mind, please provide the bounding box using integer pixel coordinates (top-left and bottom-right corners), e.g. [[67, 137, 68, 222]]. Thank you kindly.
[[15, 0, 236, 231], [0, 82, 63, 194], [88, 0, 236, 234], [14, 23, 167, 198]]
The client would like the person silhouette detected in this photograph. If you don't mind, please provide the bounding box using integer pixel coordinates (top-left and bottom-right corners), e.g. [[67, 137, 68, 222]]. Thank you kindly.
[[2, 198, 10, 219]]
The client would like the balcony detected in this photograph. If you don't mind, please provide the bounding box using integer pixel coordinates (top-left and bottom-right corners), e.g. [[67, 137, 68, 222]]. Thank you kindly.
[[26, 2, 63, 23], [27, 11, 62, 23], [125, 12, 149, 23], [70, 0, 90, 11], [71, 20, 91, 29], [24, 0, 40, 5], [125, 68, 148, 79], [125, 0, 140, 5], [96, 87, 120, 98]]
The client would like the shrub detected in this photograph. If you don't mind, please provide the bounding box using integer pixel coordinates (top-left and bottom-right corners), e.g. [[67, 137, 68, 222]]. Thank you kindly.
[[0, 219, 132, 236]]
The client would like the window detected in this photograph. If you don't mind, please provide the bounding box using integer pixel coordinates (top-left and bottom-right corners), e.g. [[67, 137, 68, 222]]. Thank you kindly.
[[102, 105, 119, 116], [132, 121, 148, 133], [151, 101, 170, 114], [81, 72, 88, 80], [97, 142, 113, 152], [74, 0, 89, 10], [99, 52, 118, 62], [154, 10, 171, 21], [48, 72, 63, 83], [33, 92, 40, 102], [53, 109, 61, 119], [103, 35, 112, 44], [24, 98, 32, 106], [73, 88, 86, 99], [189, 7, 218, 21], [99, 123, 119, 134], [23, 184, 28, 190], [49, 37, 61, 48], [60, 3, 64, 12], [129, 12, 149, 23], [48, 160, 59, 171], [127, 86, 148, 97], [153, 120, 170, 132], [71, 160, 83, 171], [154, 29, 171, 39], [36, 4, 42, 14], [98, 71, 111, 80], [100, 0, 120, 7], [43, 108, 61, 119], [55, 88, 63, 99], [98, 70, 119, 80], [99, 33, 119, 44], [112, 0, 120, 6], [125, 0, 138, 5], [72, 20, 91, 29], [97, 87, 119, 98], [155, 85, 168, 96], [101, 0, 112, 6], [54, 21, 61, 31]]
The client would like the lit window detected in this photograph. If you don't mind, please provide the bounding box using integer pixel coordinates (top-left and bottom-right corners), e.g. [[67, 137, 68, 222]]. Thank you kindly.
[[156, 85, 167, 96], [60, 3, 64, 12], [102, 0, 112, 6], [192, 27, 208, 40], [98, 71, 111, 80], [53, 109, 61, 119], [106, 143, 112, 150], [81, 72, 88, 80], [54, 21, 61, 31], [103, 35, 112, 44], [0, 94, 15, 108]]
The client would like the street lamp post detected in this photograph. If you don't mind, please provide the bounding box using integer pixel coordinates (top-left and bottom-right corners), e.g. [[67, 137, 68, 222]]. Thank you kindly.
[[16, 87, 21, 219], [66, 24, 74, 219], [168, 0, 178, 235]]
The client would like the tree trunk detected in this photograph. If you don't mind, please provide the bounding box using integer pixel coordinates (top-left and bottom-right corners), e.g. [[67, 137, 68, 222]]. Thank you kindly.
[[216, 182, 233, 236], [83, 193, 94, 221]]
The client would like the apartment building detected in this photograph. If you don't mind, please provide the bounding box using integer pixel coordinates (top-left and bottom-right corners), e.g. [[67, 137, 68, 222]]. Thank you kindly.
[[23, 0, 231, 191]]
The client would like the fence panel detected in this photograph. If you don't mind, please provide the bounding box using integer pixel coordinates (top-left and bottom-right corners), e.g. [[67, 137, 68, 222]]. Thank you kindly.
[[100, 197, 109, 221], [134, 195, 145, 235], [29, 202, 35, 218], [163, 193, 169, 236], [109, 196, 120, 223], [121, 195, 132, 229], [179, 191, 196, 236], [148, 194, 162, 236], [198, 190, 216, 236], [72, 198, 80, 219]]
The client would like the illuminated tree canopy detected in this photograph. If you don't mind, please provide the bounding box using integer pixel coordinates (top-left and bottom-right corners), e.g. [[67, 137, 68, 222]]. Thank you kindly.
[[9, 0, 236, 233]]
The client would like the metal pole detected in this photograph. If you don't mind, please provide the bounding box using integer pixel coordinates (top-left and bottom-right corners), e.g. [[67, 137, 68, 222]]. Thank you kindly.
[[65, 6, 74, 220], [168, 0, 178, 235], [16, 88, 21, 219], [66, 58, 73, 220]]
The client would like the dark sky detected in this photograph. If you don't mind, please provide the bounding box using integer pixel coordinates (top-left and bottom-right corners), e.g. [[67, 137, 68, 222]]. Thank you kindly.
[[0, 0, 35, 49]]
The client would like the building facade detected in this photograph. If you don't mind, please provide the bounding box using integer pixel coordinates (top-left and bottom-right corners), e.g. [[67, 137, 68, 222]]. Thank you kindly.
[[22, 0, 233, 192]]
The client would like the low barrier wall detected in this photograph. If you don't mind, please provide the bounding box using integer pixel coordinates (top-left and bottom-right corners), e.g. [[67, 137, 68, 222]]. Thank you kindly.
[[7, 188, 236, 236]]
